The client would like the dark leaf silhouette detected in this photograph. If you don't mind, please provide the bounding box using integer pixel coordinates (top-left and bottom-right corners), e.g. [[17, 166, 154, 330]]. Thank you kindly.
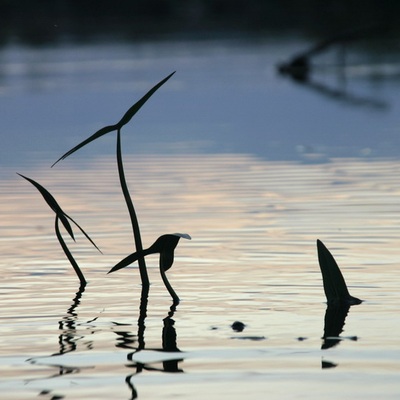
[[317, 239, 362, 306], [51, 72, 175, 167], [55, 216, 87, 285], [108, 233, 190, 274], [18, 173, 101, 253]]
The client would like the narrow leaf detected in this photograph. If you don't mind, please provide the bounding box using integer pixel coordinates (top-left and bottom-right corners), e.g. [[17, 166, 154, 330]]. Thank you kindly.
[[117, 71, 175, 128], [66, 214, 102, 253], [51, 124, 117, 167], [18, 173, 75, 240], [108, 250, 148, 274], [51, 72, 175, 167]]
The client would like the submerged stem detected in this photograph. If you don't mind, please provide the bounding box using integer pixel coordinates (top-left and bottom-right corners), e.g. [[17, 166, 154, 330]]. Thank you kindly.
[[116, 129, 149, 287]]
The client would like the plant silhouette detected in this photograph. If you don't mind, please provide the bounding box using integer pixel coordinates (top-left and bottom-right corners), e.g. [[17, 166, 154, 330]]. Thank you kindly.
[[108, 233, 191, 303], [317, 239, 362, 306], [51, 72, 175, 167], [18, 174, 100, 285], [51, 72, 175, 287]]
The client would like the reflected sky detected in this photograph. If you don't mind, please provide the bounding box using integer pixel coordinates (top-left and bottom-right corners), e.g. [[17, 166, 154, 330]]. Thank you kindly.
[[1, 38, 400, 171]]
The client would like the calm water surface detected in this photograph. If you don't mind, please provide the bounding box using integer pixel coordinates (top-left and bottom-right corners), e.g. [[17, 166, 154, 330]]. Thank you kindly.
[[1, 39, 400, 399]]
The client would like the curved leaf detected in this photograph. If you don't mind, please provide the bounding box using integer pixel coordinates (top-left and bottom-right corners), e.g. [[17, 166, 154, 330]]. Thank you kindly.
[[51, 124, 117, 167], [52, 72, 175, 167], [108, 250, 147, 274], [66, 214, 102, 253], [18, 173, 101, 252], [17, 173, 75, 240], [117, 71, 175, 128]]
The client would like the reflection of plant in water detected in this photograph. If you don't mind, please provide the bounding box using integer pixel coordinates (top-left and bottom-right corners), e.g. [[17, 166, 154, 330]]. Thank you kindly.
[[17, 174, 100, 285], [57, 283, 97, 355], [123, 301, 184, 399], [317, 240, 361, 367]]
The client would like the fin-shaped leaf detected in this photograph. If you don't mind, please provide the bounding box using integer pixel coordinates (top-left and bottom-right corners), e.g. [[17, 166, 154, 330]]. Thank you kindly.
[[51, 72, 175, 167], [18, 173, 75, 240], [317, 240, 362, 305]]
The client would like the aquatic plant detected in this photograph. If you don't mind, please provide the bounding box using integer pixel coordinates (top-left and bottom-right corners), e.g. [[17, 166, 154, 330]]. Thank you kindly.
[[51, 72, 175, 287], [316, 239, 362, 306], [108, 233, 191, 303], [17, 174, 100, 285]]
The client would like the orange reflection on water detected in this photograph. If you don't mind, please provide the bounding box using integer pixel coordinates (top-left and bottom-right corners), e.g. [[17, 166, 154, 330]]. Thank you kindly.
[[1, 153, 400, 399]]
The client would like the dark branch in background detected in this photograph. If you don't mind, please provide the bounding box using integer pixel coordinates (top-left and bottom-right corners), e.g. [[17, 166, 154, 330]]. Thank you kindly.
[[277, 25, 387, 81]]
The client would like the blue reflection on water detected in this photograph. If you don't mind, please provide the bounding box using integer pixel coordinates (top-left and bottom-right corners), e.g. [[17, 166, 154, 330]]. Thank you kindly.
[[1, 38, 400, 171]]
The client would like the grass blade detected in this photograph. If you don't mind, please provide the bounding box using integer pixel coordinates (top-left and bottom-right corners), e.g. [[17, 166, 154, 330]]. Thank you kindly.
[[66, 214, 102, 253], [18, 173, 75, 240], [51, 72, 175, 167], [117, 71, 175, 128], [108, 250, 147, 274], [18, 173, 101, 252], [51, 124, 117, 167]]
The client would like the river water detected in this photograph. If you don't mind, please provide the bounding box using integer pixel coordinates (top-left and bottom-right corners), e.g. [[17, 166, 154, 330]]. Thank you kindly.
[[1, 38, 400, 399]]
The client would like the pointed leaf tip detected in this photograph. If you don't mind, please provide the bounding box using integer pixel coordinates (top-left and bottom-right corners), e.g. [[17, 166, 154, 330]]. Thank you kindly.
[[117, 71, 176, 128]]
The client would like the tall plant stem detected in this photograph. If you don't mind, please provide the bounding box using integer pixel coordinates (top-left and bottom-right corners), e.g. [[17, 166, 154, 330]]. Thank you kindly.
[[116, 129, 149, 287], [55, 216, 87, 286]]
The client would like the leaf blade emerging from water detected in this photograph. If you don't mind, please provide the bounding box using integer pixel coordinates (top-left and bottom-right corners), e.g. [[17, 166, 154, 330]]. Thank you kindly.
[[317, 239, 362, 305]]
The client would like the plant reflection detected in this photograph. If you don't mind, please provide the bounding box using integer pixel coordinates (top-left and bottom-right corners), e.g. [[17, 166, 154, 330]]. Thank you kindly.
[[322, 304, 351, 350], [26, 282, 96, 399], [317, 240, 361, 368], [113, 286, 184, 399], [56, 283, 96, 356], [320, 304, 359, 368]]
